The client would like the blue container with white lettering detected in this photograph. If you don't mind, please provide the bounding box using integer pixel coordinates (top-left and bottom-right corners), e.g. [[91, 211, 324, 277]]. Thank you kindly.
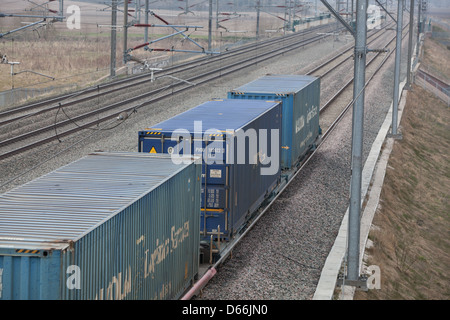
[[228, 75, 321, 170], [0, 152, 201, 300], [138, 99, 282, 240]]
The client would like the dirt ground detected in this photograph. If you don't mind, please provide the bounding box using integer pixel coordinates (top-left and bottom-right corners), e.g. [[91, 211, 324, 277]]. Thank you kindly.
[[354, 32, 450, 300]]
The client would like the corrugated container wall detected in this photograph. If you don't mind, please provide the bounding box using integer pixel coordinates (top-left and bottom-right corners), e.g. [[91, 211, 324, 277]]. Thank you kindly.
[[0, 153, 201, 300], [228, 75, 321, 169], [138, 99, 282, 241]]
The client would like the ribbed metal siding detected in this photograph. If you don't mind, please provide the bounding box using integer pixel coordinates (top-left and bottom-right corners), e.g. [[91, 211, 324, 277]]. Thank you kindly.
[[0, 152, 201, 300], [228, 75, 321, 169]]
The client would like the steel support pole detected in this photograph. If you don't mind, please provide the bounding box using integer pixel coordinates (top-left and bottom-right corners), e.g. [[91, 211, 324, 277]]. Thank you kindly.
[[392, 0, 404, 136], [0, 19, 47, 38], [256, 0, 261, 39], [59, 0, 64, 21], [346, 0, 349, 23], [351, 0, 354, 25], [110, 0, 117, 77], [347, 0, 368, 285], [284, 0, 288, 35], [406, 0, 415, 89], [375, 0, 396, 23]]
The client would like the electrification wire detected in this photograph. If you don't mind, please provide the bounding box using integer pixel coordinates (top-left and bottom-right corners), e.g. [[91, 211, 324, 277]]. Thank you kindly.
[[14, 79, 108, 122], [4, 66, 110, 91]]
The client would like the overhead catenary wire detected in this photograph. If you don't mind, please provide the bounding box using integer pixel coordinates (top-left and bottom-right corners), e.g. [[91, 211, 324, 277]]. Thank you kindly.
[[0, 114, 132, 190]]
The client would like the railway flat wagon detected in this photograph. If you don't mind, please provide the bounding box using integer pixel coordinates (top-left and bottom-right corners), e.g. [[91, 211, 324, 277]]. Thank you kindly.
[[138, 99, 282, 241], [0, 152, 201, 300], [228, 75, 321, 170]]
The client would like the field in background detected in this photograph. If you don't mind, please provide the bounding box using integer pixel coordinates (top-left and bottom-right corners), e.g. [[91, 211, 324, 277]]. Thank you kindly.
[[0, 0, 298, 96]]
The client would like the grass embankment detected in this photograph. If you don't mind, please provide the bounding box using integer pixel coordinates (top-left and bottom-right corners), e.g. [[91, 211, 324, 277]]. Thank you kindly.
[[354, 33, 450, 300]]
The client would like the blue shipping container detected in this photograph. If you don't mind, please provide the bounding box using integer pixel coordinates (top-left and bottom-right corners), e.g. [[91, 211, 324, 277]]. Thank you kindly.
[[228, 75, 321, 169], [138, 99, 282, 240], [0, 152, 201, 300]]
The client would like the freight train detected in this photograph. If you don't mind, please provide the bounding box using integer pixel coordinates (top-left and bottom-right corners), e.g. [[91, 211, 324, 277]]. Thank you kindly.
[[0, 75, 321, 300]]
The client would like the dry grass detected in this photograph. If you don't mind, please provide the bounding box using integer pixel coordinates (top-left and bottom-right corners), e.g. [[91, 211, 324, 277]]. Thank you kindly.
[[354, 83, 450, 300]]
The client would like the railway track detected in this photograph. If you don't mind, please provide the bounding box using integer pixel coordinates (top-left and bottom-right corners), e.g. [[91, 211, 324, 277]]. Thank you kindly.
[[319, 22, 409, 134], [0, 23, 337, 127]]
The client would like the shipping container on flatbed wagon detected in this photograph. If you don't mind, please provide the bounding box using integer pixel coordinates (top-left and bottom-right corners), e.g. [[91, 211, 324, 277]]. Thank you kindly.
[[228, 75, 321, 170], [0, 152, 201, 300], [138, 99, 282, 242]]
